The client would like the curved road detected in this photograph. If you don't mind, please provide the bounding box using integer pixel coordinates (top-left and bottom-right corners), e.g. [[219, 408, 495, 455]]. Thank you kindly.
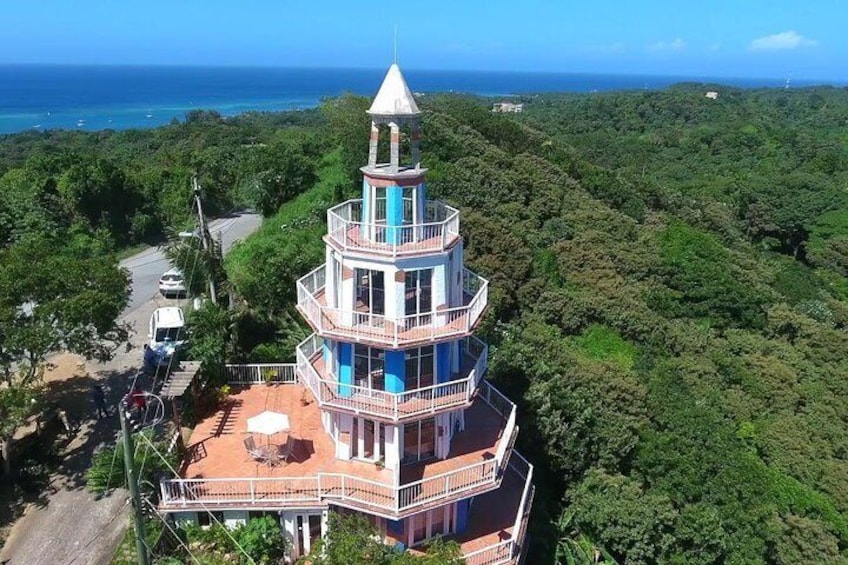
[[120, 212, 262, 313]]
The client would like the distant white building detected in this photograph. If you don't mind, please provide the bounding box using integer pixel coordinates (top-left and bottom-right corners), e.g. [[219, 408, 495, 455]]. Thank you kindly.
[[705, 91, 719, 100], [493, 102, 524, 113]]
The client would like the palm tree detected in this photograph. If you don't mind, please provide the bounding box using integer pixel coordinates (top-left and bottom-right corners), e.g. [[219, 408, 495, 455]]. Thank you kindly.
[[555, 509, 618, 565]]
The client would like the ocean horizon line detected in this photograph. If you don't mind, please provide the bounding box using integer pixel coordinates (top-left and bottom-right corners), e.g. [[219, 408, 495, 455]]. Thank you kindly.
[[2, 62, 847, 86]]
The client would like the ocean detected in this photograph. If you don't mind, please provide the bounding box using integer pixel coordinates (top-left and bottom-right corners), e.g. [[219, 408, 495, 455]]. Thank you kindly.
[[0, 65, 834, 134]]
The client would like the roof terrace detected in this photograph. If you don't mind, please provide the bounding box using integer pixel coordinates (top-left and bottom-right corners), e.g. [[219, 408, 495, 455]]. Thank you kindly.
[[160, 377, 516, 519]]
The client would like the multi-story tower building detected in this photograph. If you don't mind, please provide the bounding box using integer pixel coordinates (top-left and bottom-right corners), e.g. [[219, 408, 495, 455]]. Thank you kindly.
[[160, 64, 534, 565]]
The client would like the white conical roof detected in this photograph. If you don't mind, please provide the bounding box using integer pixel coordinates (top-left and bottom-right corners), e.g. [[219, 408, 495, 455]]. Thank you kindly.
[[368, 63, 420, 116]]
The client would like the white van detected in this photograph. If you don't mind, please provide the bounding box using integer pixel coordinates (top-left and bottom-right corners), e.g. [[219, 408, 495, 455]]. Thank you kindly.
[[147, 307, 187, 367]]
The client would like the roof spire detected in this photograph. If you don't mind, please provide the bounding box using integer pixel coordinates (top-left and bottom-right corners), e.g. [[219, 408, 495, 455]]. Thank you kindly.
[[393, 25, 398, 64], [367, 62, 420, 116]]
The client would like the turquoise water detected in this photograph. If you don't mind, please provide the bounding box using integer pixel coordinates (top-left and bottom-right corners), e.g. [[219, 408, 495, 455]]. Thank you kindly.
[[0, 65, 831, 134]]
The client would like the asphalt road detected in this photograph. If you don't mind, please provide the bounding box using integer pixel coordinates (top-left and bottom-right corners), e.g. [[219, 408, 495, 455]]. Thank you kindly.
[[119, 212, 262, 314]]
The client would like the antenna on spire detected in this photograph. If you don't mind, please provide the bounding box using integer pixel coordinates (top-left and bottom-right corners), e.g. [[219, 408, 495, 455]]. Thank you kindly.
[[393, 25, 398, 64]]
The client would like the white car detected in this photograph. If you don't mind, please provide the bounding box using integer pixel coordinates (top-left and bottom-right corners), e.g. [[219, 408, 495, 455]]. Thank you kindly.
[[158, 268, 186, 297], [146, 306, 187, 368]]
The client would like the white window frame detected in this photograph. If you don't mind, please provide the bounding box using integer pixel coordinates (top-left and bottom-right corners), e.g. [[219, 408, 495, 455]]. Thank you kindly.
[[407, 505, 456, 547]]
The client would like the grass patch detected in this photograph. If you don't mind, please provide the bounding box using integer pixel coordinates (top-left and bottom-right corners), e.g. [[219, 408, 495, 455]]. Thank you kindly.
[[573, 324, 638, 370], [115, 242, 153, 262]]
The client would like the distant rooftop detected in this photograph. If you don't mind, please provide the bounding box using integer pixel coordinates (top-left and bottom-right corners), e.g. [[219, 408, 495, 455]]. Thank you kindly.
[[368, 63, 420, 117]]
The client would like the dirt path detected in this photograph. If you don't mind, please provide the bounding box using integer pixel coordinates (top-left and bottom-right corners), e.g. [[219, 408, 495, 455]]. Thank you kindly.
[[0, 299, 162, 564]]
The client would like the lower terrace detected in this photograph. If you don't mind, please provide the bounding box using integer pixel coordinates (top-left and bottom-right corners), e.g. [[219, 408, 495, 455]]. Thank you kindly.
[[160, 379, 515, 519], [417, 455, 534, 565]]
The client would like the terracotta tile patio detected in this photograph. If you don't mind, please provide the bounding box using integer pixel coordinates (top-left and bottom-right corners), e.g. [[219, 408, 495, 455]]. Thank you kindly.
[[170, 382, 512, 515]]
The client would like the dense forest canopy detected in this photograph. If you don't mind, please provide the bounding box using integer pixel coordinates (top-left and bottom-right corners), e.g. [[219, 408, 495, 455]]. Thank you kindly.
[[2, 85, 848, 564]]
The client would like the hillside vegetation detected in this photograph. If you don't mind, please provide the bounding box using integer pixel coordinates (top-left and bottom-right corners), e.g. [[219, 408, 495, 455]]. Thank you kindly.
[[2, 85, 847, 564]]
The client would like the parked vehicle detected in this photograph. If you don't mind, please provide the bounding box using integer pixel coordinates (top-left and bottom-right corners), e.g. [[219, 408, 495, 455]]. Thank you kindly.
[[147, 306, 186, 368], [158, 268, 186, 297]]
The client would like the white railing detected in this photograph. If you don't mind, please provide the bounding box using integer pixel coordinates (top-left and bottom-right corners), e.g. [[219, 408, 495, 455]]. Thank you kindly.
[[398, 458, 498, 512], [511, 454, 535, 563], [462, 454, 535, 565], [318, 473, 396, 511], [479, 379, 514, 419], [295, 334, 487, 422], [296, 266, 489, 348], [225, 364, 297, 385], [161, 379, 517, 517], [161, 456, 503, 517], [326, 199, 460, 256], [464, 539, 515, 565], [160, 476, 321, 506]]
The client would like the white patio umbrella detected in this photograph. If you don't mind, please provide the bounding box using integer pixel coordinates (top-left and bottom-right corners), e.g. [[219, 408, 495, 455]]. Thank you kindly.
[[247, 410, 291, 445]]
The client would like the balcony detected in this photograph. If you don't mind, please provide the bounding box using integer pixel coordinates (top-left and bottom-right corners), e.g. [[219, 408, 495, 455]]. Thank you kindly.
[[296, 333, 487, 423], [446, 454, 534, 565], [326, 199, 460, 257], [296, 266, 488, 349], [159, 378, 516, 519]]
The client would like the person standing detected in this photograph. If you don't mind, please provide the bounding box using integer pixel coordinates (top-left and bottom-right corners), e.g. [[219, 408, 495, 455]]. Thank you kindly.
[[90, 384, 108, 419], [131, 385, 147, 413]]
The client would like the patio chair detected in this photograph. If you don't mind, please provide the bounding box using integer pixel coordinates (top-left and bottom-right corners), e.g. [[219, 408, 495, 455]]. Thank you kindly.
[[277, 434, 297, 465], [243, 435, 264, 462]]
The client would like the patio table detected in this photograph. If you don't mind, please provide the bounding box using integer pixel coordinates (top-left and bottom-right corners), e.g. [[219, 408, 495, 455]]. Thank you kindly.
[[255, 443, 282, 466]]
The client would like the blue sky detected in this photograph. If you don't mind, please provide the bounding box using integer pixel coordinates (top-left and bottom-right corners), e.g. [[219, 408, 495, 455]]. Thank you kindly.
[[1, 0, 844, 80]]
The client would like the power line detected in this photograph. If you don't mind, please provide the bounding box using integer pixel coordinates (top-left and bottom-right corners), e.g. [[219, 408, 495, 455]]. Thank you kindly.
[[141, 496, 203, 565], [133, 431, 256, 565]]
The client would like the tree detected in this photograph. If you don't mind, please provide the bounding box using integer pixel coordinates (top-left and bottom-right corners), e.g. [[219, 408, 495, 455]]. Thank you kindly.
[[321, 94, 371, 189], [806, 209, 848, 276], [0, 232, 130, 473], [568, 471, 678, 565], [234, 515, 287, 564], [249, 138, 317, 217], [554, 509, 618, 565], [306, 512, 464, 565], [184, 301, 232, 383]]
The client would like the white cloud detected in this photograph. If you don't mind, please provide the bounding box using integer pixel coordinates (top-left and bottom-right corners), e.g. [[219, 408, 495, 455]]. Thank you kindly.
[[749, 30, 818, 51], [646, 38, 686, 52]]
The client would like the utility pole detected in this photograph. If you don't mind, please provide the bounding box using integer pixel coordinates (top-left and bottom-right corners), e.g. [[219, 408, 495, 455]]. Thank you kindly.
[[119, 406, 151, 565], [192, 174, 218, 305]]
